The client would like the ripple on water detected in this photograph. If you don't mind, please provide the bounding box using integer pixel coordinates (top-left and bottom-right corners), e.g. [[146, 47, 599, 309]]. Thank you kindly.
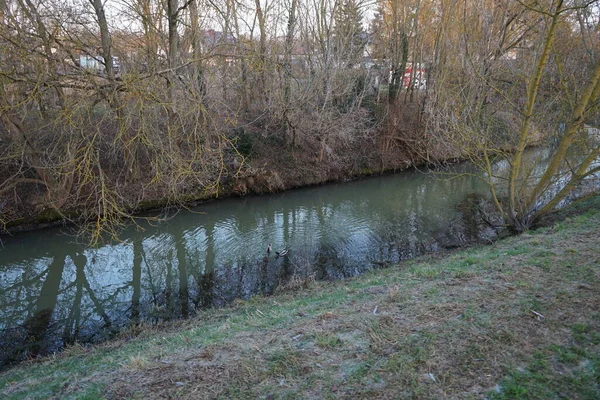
[[0, 164, 510, 368]]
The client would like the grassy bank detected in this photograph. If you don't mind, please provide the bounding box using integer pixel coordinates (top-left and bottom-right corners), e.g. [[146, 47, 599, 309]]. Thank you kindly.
[[1, 197, 599, 399]]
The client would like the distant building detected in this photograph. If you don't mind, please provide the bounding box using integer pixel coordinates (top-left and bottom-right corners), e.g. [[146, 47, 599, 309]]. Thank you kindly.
[[79, 55, 120, 74], [201, 29, 236, 52], [403, 63, 426, 90]]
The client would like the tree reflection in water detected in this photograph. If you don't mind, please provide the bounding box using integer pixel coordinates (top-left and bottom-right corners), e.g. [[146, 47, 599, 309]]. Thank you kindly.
[[3, 156, 594, 369]]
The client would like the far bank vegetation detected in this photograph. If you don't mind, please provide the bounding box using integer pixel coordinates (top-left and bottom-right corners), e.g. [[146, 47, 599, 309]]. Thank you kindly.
[[0, 0, 598, 241]]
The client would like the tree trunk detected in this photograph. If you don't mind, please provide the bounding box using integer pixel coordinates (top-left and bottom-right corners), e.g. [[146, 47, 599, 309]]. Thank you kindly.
[[90, 0, 115, 80], [526, 58, 600, 215], [508, 0, 563, 228], [254, 0, 267, 100], [189, 0, 206, 98], [231, 0, 248, 112], [167, 0, 179, 116], [283, 0, 298, 146]]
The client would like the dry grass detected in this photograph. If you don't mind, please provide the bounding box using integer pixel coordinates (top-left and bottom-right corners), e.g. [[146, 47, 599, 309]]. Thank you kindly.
[[275, 272, 317, 294], [124, 355, 150, 370]]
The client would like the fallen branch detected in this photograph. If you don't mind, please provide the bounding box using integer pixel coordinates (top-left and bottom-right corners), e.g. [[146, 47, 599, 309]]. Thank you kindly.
[[530, 310, 545, 320]]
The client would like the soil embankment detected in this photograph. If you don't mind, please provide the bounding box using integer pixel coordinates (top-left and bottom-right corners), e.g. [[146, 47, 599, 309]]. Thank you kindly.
[[2, 103, 432, 234]]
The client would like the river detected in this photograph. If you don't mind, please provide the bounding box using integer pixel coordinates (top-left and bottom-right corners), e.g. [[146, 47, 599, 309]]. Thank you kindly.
[[1, 142, 598, 368]]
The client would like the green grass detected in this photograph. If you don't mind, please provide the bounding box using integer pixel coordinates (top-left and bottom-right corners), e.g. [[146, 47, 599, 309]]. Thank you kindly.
[[2, 195, 600, 399], [314, 332, 343, 349], [488, 344, 600, 400]]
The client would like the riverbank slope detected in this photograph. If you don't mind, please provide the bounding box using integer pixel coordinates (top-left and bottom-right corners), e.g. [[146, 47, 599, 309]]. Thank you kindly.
[[2, 101, 428, 234], [1, 195, 599, 399]]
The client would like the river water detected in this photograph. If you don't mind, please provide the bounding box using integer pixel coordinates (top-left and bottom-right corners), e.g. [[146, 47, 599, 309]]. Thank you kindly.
[[2, 142, 598, 367], [0, 163, 497, 366]]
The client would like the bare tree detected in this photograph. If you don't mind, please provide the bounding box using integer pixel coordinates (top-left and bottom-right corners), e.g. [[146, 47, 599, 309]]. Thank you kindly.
[[426, 0, 600, 231]]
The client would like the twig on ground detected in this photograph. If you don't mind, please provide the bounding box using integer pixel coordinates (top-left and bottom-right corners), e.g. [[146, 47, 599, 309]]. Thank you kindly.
[[531, 310, 545, 320]]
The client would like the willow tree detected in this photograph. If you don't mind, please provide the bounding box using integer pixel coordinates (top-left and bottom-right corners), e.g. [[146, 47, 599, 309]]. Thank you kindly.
[[427, 0, 600, 231]]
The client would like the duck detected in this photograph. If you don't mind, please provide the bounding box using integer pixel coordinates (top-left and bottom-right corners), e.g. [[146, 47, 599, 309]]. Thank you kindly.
[[266, 243, 272, 254], [276, 248, 289, 258]]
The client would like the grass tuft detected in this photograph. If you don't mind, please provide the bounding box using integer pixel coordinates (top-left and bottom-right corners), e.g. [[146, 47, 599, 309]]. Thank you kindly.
[[125, 355, 149, 370]]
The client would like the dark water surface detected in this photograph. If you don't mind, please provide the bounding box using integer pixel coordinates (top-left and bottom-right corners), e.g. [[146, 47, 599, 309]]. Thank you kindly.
[[0, 164, 515, 367]]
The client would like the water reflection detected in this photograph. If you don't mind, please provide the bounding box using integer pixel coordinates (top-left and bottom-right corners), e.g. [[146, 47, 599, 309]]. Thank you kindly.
[[0, 163, 529, 368]]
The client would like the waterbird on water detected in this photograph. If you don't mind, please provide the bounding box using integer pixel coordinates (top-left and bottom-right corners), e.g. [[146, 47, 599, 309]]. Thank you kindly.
[[267, 244, 272, 254], [276, 248, 289, 258]]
